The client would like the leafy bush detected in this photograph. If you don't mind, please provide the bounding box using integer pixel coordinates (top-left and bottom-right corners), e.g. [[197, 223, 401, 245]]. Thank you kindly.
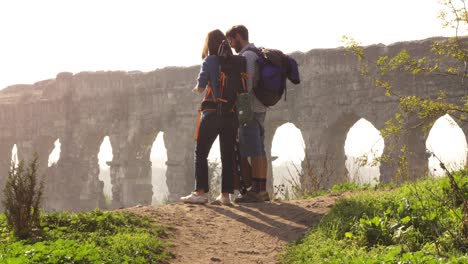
[[281, 172, 468, 263], [2, 154, 43, 239]]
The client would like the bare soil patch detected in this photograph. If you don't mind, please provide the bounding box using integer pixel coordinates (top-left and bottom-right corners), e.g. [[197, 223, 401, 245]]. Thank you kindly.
[[127, 195, 340, 264]]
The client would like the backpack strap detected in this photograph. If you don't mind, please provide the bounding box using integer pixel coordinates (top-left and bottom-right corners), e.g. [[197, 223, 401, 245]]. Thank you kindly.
[[203, 85, 217, 102], [194, 109, 202, 141], [218, 71, 227, 103], [244, 46, 262, 57], [240, 73, 249, 93]]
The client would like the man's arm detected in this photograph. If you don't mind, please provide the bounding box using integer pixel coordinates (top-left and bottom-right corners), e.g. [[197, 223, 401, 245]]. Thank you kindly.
[[243, 50, 257, 93]]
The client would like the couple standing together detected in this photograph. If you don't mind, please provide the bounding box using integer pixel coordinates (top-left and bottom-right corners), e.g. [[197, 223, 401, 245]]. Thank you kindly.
[[181, 25, 269, 205]]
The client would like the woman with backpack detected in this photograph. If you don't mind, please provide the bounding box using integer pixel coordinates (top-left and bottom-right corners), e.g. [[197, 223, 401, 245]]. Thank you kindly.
[[180, 29, 240, 205]]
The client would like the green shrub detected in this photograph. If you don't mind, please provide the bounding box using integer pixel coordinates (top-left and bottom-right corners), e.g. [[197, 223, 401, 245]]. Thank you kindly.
[[2, 154, 43, 239]]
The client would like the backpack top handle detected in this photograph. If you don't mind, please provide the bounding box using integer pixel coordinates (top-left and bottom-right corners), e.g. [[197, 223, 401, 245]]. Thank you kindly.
[[217, 40, 233, 59]]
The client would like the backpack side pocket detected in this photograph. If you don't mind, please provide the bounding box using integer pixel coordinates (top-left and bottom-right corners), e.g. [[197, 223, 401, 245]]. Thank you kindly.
[[237, 92, 254, 126]]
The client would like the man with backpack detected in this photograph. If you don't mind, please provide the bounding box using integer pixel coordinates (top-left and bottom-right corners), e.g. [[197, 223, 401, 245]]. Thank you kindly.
[[226, 25, 300, 203], [226, 25, 270, 203]]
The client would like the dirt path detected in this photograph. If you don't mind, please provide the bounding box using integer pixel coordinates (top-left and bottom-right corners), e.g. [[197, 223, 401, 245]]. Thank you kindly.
[[127, 195, 339, 264]]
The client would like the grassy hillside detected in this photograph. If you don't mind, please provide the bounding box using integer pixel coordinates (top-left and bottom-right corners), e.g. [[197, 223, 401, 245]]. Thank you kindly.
[[281, 171, 468, 263]]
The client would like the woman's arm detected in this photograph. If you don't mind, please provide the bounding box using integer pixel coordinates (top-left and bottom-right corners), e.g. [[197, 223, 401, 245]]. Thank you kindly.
[[196, 59, 210, 91], [195, 56, 220, 97]]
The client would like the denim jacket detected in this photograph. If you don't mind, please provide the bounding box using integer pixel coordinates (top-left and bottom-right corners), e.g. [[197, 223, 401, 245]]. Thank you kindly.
[[196, 55, 220, 99]]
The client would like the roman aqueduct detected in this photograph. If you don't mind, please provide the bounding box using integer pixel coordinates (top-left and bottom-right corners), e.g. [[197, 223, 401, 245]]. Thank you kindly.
[[0, 37, 466, 211]]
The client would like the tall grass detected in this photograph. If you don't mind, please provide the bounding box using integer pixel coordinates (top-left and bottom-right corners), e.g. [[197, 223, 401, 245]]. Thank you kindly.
[[281, 170, 468, 263]]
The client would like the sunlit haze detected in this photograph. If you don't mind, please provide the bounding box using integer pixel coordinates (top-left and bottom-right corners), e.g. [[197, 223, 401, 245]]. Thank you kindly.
[[0, 0, 449, 90]]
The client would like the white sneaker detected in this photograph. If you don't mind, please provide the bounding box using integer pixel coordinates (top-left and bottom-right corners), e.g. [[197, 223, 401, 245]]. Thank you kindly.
[[180, 192, 208, 204], [230, 190, 242, 201], [211, 194, 232, 206]]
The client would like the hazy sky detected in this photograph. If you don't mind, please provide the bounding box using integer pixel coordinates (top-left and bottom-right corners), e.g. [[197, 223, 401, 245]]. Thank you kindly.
[[0, 0, 449, 90]]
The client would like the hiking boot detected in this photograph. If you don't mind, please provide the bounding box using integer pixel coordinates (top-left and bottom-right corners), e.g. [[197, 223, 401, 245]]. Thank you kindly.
[[180, 192, 208, 204], [211, 194, 232, 206], [260, 191, 270, 202], [234, 190, 264, 203]]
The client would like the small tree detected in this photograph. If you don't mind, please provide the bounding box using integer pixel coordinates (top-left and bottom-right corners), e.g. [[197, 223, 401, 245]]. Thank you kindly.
[[2, 153, 44, 239], [343, 0, 468, 239]]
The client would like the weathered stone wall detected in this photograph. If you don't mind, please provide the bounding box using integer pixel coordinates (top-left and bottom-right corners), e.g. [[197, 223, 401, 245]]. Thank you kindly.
[[0, 37, 466, 211]]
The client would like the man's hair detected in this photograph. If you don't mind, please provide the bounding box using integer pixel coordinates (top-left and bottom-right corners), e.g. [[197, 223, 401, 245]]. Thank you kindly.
[[225, 25, 249, 41], [201, 29, 227, 59]]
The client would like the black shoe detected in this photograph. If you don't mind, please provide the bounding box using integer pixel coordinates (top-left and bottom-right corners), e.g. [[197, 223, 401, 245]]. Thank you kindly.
[[234, 191, 264, 203]]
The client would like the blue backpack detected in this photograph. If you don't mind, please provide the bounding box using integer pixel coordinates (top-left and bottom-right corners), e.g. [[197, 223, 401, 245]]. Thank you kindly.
[[246, 47, 300, 107]]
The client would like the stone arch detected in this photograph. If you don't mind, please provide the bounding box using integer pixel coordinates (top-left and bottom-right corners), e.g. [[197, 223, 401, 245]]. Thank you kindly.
[[44, 138, 62, 211], [270, 122, 306, 199], [163, 122, 196, 202], [344, 118, 384, 185], [79, 133, 109, 210], [150, 132, 168, 205], [454, 117, 468, 167], [38, 137, 62, 211], [205, 135, 222, 200], [14, 136, 58, 172], [304, 113, 361, 188], [107, 133, 125, 208], [48, 139, 62, 167], [48, 132, 108, 211], [11, 144, 18, 164], [378, 118, 429, 183], [426, 114, 467, 176], [264, 120, 286, 197], [98, 136, 113, 206], [8, 136, 58, 210], [107, 127, 159, 208]]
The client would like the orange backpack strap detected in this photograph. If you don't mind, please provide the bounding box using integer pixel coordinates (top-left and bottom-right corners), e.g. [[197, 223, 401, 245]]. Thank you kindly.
[[241, 73, 249, 93], [194, 109, 202, 141], [204, 84, 217, 102], [219, 72, 226, 100], [203, 72, 229, 103], [194, 109, 218, 141]]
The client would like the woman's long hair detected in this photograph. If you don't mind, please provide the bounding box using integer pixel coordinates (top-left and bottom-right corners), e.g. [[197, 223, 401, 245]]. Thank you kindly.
[[201, 29, 227, 59]]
